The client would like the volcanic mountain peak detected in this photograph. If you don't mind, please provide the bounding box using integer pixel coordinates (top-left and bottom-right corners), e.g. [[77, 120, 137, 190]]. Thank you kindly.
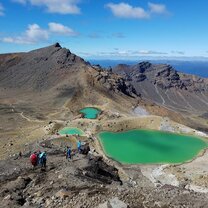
[[54, 42, 61, 47], [0, 43, 89, 90], [27, 43, 86, 66]]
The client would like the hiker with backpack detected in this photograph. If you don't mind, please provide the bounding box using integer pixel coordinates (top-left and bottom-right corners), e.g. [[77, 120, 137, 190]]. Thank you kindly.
[[66, 146, 72, 160], [30, 152, 38, 168], [77, 140, 82, 153], [36, 150, 41, 165], [39, 151, 47, 168]]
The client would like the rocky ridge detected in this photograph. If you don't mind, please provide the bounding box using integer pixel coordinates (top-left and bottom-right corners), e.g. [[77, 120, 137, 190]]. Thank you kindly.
[[92, 65, 137, 97], [113, 61, 208, 115], [113, 61, 208, 92]]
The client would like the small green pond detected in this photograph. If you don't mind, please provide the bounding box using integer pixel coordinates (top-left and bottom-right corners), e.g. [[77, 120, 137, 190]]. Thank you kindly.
[[98, 129, 208, 164], [59, 127, 84, 136], [79, 107, 101, 119]]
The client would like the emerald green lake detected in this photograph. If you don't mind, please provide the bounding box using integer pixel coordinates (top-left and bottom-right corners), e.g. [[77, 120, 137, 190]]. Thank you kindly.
[[79, 107, 101, 119], [98, 130, 207, 164], [59, 127, 84, 136]]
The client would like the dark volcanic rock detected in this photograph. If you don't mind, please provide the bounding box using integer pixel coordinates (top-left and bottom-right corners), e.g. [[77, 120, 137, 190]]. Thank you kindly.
[[93, 69, 137, 97], [154, 66, 183, 89], [135, 74, 146, 82], [131, 61, 152, 73], [77, 156, 122, 185]]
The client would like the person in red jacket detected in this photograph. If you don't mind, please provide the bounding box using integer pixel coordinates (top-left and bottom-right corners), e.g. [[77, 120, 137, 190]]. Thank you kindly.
[[30, 152, 38, 168]]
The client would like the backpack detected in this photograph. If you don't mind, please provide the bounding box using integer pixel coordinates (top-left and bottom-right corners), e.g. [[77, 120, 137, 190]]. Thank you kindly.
[[42, 152, 46, 160], [30, 154, 37, 165], [40, 152, 46, 159]]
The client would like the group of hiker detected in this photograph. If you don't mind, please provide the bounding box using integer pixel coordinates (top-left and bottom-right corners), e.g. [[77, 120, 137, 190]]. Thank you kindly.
[[66, 140, 90, 160], [30, 140, 90, 167], [30, 151, 47, 168]]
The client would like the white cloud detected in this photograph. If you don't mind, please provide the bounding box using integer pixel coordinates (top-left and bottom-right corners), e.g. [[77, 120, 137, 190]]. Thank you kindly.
[[2, 23, 77, 44], [106, 2, 169, 19], [83, 49, 168, 58], [148, 2, 168, 15], [48, 22, 78, 36], [2, 24, 48, 44], [26, 24, 49, 42], [0, 3, 5, 16], [106, 2, 149, 19], [13, 0, 80, 14], [137, 50, 168, 55]]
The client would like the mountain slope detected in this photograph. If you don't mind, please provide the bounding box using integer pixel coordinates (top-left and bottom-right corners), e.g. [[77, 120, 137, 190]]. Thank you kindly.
[[0, 43, 139, 128]]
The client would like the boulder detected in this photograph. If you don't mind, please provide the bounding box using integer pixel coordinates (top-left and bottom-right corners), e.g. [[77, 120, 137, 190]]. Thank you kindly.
[[98, 197, 128, 208], [55, 189, 72, 199]]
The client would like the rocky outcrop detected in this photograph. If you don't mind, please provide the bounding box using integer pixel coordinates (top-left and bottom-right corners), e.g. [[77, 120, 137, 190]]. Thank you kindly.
[[131, 61, 152, 73], [135, 73, 146, 82], [76, 155, 122, 184], [98, 197, 128, 208], [154, 65, 208, 93], [92, 68, 138, 97]]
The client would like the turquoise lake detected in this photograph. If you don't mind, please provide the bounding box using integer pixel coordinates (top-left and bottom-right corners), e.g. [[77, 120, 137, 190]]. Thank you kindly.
[[79, 107, 101, 119], [98, 129, 207, 164]]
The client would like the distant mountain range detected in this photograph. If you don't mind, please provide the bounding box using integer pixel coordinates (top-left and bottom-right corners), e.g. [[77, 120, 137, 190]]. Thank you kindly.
[[112, 61, 208, 117], [89, 60, 208, 78]]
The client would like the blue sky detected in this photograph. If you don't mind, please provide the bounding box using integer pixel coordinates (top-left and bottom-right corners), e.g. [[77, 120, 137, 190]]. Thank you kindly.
[[0, 0, 208, 59]]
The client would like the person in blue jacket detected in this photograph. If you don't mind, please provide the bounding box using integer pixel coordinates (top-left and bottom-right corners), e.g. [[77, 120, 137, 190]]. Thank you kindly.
[[77, 140, 82, 153], [66, 146, 71, 160], [39, 151, 47, 168]]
